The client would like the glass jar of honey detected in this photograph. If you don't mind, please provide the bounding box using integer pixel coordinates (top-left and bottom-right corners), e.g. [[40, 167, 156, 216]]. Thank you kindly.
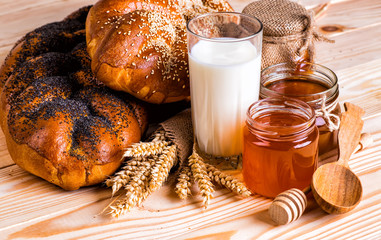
[[260, 62, 340, 156], [243, 97, 319, 198]]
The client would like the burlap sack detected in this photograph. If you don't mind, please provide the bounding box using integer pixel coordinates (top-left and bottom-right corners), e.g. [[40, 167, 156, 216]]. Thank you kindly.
[[157, 108, 241, 170], [243, 0, 332, 70], [158, 108, 193, 166]]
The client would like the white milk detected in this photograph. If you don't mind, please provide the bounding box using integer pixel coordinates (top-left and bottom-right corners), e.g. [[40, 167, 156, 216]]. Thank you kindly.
[[189, 40, 261, 156]]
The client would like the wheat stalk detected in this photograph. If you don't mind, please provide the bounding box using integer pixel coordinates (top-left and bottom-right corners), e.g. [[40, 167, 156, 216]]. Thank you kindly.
[[109, 159, 155, 217], [107, 139, 177, 217], [105, 158, 145, 195], [175, 164, 193, 199], [205, 163, 252, 197], [188, 146, 214, 208], [124, 141, 169, 158], [148, 145, 177, 192], [105, 125, 253, 217]]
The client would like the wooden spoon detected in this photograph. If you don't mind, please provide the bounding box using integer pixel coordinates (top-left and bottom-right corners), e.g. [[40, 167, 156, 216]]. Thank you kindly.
[[311, 102, 364, 214]]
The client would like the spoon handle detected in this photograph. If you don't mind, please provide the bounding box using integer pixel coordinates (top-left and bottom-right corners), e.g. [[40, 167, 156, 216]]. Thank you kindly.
[[337, 103, 365, 167]]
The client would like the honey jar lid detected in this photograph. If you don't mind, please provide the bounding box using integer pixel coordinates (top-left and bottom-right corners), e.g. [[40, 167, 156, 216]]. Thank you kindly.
[[242, 0, 309, 37]]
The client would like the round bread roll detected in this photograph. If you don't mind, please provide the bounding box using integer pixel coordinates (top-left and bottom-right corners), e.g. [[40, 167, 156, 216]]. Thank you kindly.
[[86, 0, 233, 104], [0, 6, 148, 190]]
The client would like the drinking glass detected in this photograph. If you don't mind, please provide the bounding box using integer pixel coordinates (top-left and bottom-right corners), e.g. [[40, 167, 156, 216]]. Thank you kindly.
[[187, 12, 263, 169]]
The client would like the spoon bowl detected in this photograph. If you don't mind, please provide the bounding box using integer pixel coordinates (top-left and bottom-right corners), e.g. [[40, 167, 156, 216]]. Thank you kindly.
[[311, 162, 362, 214], [311, 102, 365, 214]]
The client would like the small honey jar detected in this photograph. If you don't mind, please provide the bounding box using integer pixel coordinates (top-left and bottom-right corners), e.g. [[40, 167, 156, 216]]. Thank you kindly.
[[260, 62, 340, 156], [243, 97, 319, 198]]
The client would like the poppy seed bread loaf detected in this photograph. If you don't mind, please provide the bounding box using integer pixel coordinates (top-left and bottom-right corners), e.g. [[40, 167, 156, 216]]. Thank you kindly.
[[0, 6, 148, 190]]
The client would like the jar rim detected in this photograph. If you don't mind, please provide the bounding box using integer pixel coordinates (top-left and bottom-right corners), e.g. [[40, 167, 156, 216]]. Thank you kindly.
[[260, 62, 339, 103], [246, 97, 316, 138]]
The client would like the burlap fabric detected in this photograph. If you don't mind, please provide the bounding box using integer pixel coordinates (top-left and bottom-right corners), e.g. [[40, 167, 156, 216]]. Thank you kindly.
[[243, 0, 333, 70], [158, 108, 193, 165], [157, 108, 242, 170]]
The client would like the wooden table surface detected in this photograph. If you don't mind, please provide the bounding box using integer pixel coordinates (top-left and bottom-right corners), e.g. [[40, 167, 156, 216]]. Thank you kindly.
[[1, 0, 380, 239]]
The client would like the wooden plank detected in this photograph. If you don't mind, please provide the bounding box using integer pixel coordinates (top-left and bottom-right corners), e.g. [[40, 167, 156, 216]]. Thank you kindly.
[[336, 59, 381, 120], [1, 132, 380, 239], [315, 23, 381, 72], [183, 170, 381, 239], [0, 166, 271, 239], [0, 0, 58, 16], [0, 0, 94, 63], [0, 131, 13, 169], [317, 0, 381, 37]]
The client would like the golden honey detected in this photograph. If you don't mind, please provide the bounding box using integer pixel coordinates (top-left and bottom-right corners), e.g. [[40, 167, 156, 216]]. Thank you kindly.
[[260, 62, 340, 156], [243, 97, 319, 198]]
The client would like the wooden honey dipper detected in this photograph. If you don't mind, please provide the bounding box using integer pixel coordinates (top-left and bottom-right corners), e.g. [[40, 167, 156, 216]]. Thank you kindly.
[[269, 103, 373, 225]]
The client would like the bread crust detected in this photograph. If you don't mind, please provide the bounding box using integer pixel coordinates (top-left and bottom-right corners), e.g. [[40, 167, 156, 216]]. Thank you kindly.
[[86, 0, 233, 103]]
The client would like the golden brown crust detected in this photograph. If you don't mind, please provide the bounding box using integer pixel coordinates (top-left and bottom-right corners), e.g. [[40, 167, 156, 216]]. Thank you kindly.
[[0, 6, 148, 190], [2, 119, 123, 190], [86, 0, 233, 104]]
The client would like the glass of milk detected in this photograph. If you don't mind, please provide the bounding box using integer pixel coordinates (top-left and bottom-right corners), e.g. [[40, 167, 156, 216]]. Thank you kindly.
[[187, 12, 263, 169]]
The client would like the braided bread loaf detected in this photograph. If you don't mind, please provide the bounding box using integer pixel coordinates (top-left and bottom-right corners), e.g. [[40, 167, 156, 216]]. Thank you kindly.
[[86, 0, 233, 104], [0, 6, 149, 190]]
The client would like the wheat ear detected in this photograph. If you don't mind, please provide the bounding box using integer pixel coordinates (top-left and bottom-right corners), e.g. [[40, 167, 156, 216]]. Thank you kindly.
[[175, 164, 193, 200], [188, 146, 214, 208], [124, 141, 169, 158], [105, 158, 146, 195], [109, 159, 154, 217], [148, 145, 177, 192], [205, 163, 252, 197], [151, 129, 167, 141]]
